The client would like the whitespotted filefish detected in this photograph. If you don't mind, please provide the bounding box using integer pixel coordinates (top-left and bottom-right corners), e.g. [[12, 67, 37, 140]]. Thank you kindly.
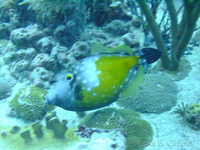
[[45, 44, 161, 111]]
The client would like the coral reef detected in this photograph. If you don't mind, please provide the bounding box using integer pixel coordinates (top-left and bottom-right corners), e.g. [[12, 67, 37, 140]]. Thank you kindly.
[[54, 20, 82, 46], [36, 36, 56, 54], [4, 48, 36, 64], [184, 104, 200, 130], [31, 53, 57, 70], [75, 126, 126, 150], [20, 130, 32, 144], [10, 126, 20, 134], [0, 23, 10, 39], [121, 33, 140, 47], [18, 0, 86, 45], [80, 108, 153, 150], [175, 103, 200, 130], [30, 67, 54, 88], [0, 111, 81, 150], [103, 20, 130, 35], [0, 73, 17, 87], [45, 111, 68, 139], [10, 24, 44, 49], [174, 102, 189, 116], [9, 86, 54, 121], [117, 73, 178, 113], [32, 121, 43, 139], [46, 117, 68, 139], [0, 79, 12, 100], [90, 0, 112, 26]]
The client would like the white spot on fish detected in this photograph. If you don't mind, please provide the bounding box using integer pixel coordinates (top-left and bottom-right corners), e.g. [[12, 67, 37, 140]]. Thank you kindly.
[[80, 67, 85, 71], [102, 95, 106, 97], [74, 70, 78, 74], [96, 71, 101, 75], [92, 93, 97, 96], [94, 82, 100, 87], [94, 57, 99, 61], [83, 80, 87, 84], [77, 76, 81, 80], [120, 85, 123, 88], [113, 86, 116, 88], [134, 70, 137, 74], [87, 87, 91, 91], [89, 77, 96, 82]]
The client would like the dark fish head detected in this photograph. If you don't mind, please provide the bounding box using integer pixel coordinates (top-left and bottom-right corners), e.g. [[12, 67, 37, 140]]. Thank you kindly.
[[45, 77, 75, 110]]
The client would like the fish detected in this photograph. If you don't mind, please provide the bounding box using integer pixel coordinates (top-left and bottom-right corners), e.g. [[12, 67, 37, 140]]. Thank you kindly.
[[45, 43, 161, 111]]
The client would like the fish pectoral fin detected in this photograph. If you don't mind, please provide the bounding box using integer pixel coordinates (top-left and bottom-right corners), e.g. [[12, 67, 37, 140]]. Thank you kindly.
[[91, 43, 133, 55], [121, 66, 144, 97], [74, 85, 83, 101]]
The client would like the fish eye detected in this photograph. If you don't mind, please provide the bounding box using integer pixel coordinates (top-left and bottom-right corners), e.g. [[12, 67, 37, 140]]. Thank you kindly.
[[66, 74, 73, 80]]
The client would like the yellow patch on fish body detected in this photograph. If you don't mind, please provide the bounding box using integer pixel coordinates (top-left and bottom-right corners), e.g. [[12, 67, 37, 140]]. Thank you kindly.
[[74, 55, 139, 110]]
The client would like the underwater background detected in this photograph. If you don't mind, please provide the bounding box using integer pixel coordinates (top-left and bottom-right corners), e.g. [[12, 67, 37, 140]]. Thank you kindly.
[[0, 0, 200, 150]]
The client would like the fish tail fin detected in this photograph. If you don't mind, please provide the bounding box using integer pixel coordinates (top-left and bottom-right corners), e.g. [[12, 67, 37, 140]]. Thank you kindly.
[[140, 48, 161, 64]]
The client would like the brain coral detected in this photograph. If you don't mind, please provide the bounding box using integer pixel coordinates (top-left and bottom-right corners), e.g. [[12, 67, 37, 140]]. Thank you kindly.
[[9, 86, 54, 121], [80, 108, 153, 150], [117, 73, 178, 113]]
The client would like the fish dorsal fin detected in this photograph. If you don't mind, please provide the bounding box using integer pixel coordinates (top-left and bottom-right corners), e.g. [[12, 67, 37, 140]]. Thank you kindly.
[[121, 66, 144, 97], [91, 43, 133, 55]]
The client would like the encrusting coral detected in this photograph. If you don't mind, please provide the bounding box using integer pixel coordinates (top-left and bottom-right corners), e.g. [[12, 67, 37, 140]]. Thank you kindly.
[[80, 108, 153, 150], [117, 73, 178, 113], [9, 86, 54, 121]]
